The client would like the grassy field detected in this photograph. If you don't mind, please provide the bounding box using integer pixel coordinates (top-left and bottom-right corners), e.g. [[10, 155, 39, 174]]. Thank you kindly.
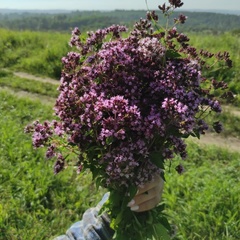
[[0, 90, 104, 239], [165, 143, 240, 240], [0, 87, 239, 239], [0, 28, 240, 240], [0, 29, 70, 79], [0, 28, 239, 103]]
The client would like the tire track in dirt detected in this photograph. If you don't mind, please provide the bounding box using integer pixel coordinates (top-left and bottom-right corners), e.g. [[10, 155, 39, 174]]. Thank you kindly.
[[14, 72, 60, 85], [1, 71, 58, 105], [0, 86, 56, 106], [189, 134, 240, 153], [222, 105, 240, 118]]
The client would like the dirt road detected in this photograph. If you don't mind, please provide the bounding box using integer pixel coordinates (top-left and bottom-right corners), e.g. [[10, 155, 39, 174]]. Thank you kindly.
[[0, 86, 56, 106], [190, 134, 240, 152], [14, 72, 60, 85]]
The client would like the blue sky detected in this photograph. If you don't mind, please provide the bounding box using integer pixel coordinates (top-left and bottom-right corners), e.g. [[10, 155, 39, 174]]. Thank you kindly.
[[1, 0, 240, 11]]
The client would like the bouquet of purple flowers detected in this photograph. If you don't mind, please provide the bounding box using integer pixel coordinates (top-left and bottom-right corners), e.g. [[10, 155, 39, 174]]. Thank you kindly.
[[26, 0, 233, 239]]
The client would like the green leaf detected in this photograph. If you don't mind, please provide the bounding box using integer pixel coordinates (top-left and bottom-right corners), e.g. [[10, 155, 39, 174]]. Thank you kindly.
[[166, 50, 181, 59], [95, 176, 103, 190], [128, 185, 138, 199], [146, 211, 153, 224], [150, 152, 165, 169], [109, 190, 121, 208], [114, 211, 123, 225], [159, 216, 171, 232], [153, 223, 171, 240], [106, 136, 113, 145], [154, 204, 165, 213], [191, 129, 200, 139], [132, 213, 142, 228]]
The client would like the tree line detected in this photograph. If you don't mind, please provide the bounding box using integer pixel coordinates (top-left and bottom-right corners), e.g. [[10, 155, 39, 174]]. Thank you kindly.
[[0, 10, 240, 33]]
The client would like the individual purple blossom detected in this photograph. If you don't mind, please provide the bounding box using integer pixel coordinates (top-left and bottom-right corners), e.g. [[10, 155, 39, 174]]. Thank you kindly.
[[72, 27, 81, 36], [54, 153, 65, 174], [196, 119, 209, 135], [162, 148, 174, 159], [146, 11, 159, 21], [137, 37, 166, 60], [77, 164, 83, 174], [169, 0, 184, 8], [213, 121, 223, 133], [175, 164, 185, 174], [168, 136, 187, 158], [210, 100, 222, 113], [30, 121, 53, 148], [177, 33, 189, 44], [174, 14, 188, 24], [52, 120, 65, 136], [46, 144, 56, 159]]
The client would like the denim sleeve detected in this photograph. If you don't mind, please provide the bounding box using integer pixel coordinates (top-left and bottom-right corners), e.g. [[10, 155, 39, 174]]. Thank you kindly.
[[53, 193, 114, 240]]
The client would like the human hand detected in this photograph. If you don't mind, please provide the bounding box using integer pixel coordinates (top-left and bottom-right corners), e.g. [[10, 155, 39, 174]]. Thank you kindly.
[[127, 174, 164, 212]]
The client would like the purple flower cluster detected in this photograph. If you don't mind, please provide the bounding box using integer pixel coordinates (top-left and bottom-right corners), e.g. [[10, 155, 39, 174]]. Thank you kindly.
[[26, 0, 232, 190]]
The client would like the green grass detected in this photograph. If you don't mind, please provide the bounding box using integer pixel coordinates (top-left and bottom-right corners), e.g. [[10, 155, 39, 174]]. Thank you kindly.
[[0, 89, 239, 239], [0, 28, 239, 239], [189, 32, 240, 105], [164, 142, 240, 240], [0, 28, 70, 79], [0, 90, 104, 239]]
